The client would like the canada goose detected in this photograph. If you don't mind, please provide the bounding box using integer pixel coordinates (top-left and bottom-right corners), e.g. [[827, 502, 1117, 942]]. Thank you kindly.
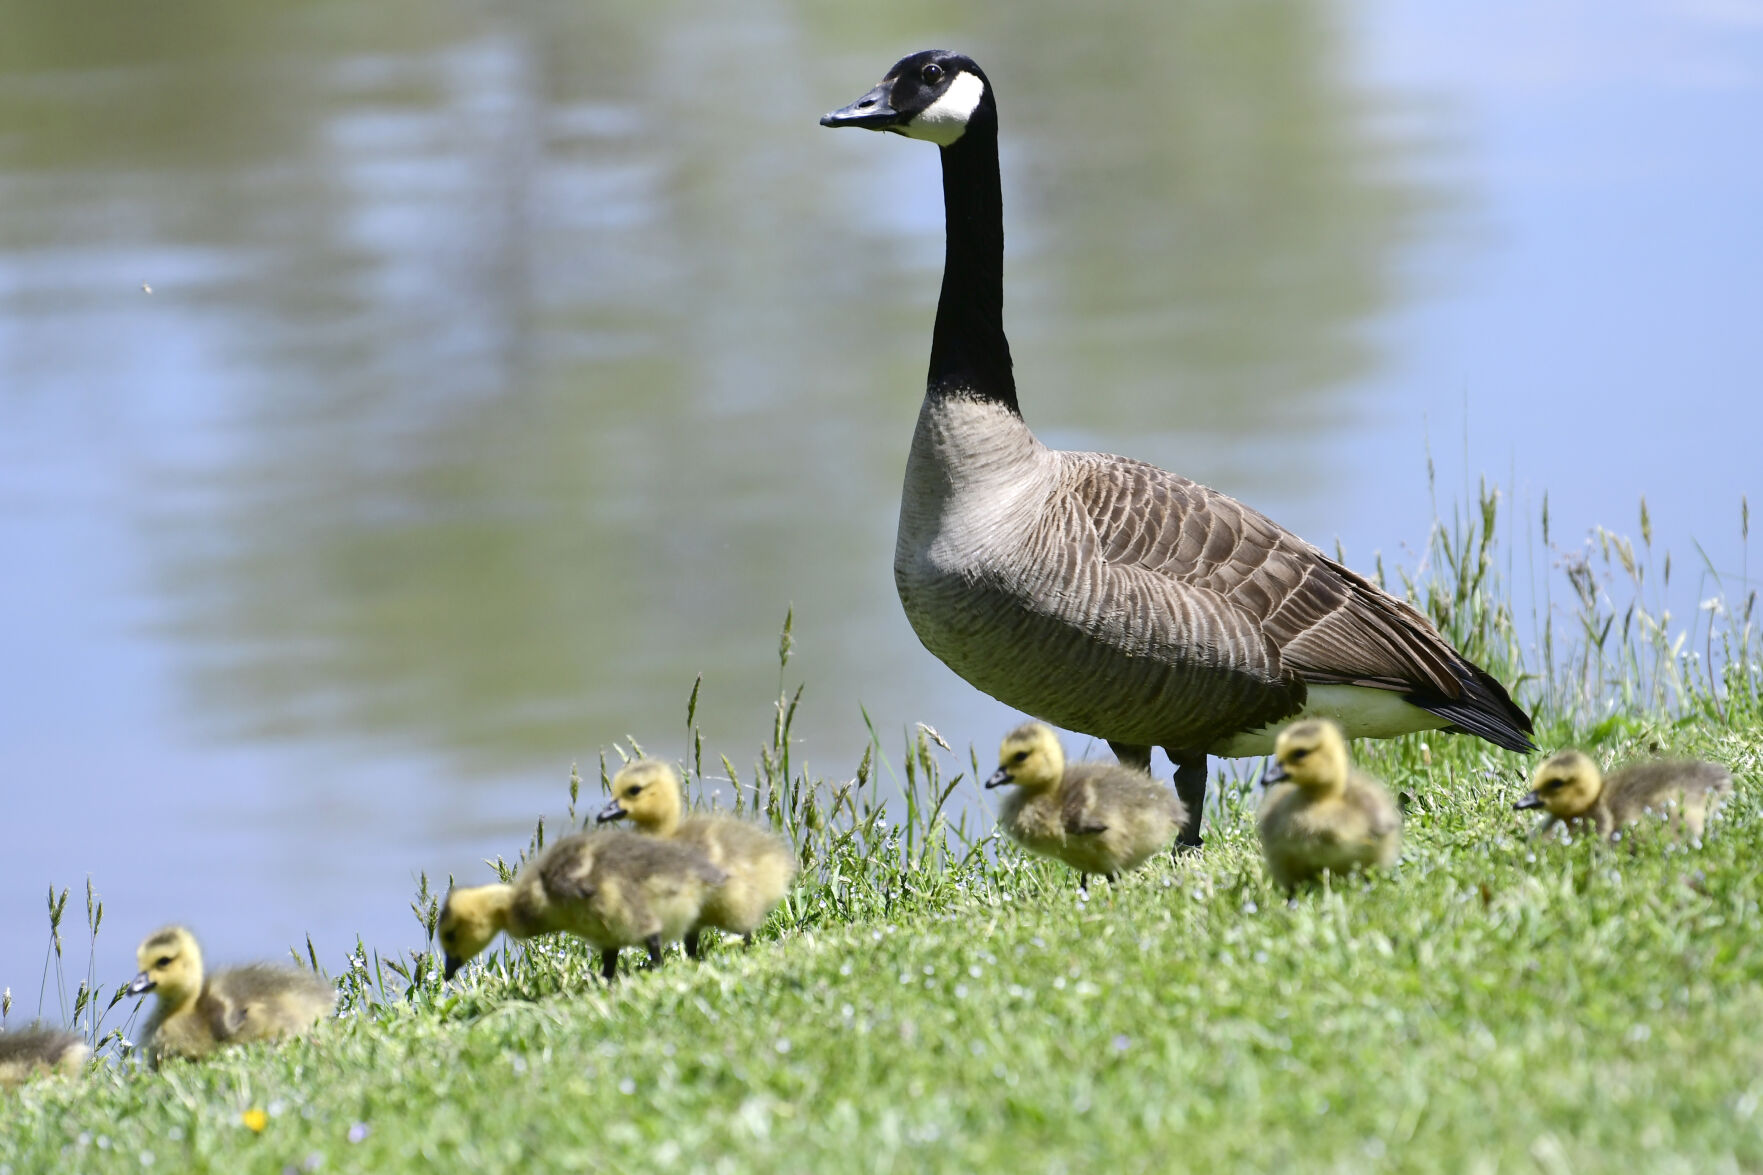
[[124, 926, 334, 1064], [1256, 719, 1401, 889], [984, 721, 1184, 888], [1516, 749, 1732, 840], [0, 1023, 89, 1087], [439, 828, 727, 982], [597, 759, 798, 956], [821, 51, 1533, 848]]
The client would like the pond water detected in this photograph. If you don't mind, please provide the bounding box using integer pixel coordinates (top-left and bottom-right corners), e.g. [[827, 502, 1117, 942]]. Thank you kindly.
[[1, 1, 1758, 1009]]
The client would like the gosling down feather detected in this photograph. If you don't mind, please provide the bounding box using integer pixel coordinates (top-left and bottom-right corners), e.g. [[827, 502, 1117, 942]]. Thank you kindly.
[[597, 759, 798, 956], [0, 1024, 89, 1087], [1517, 750, 1732, 840], [125, 926, 334, 1064], [440, 828, 727, 982], [1257, 719, 1401, 890], [985, 721, 1184, 887], [821, 52, 1533, 848]]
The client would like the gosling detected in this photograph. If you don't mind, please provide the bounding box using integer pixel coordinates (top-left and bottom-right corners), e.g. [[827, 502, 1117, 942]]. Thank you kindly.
[[984, 722, 1185, 888], [598, 759, 798, 957], [0, 1024, 89, 1087], [439, 828, 727, 983], [1257, 719, 1401, 890], [125, 926, 334, 1065], [1516, 749, 1732, 840]]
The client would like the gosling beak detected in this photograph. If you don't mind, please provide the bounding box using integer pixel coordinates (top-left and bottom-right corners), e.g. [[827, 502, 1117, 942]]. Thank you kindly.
[[1260, 760, 1289, 787], [443, 954, 463, 981], [983, 766, 1012, 790], [1513, 793, 1545, 811], [596, 798, 628, 824], [820, 83, 902, 132], [124, 971, 156, 997]]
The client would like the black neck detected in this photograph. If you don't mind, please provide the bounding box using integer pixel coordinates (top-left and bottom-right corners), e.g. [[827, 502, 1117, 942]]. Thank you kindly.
[[928, 115, 1017, 414]]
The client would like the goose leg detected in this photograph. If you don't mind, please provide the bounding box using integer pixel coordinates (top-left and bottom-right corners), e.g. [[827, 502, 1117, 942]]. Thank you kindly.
[[645, 934, 664, 969], [1167, 751, 1208, 850], [741, 933, 754, 948], [685, 929, 702, 960], [600, 949, 620, 983], [1109, 741, 1152, 772]]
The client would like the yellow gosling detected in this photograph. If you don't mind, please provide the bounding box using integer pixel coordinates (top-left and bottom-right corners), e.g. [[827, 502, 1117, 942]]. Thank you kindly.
[[1517, 749, 1732, 840], [440, 828, 727, 983], [598, 759, 798, 957], [124, 926, 333, 1065], [1257, 719, 1401, 890], [984, 722, 1185, 889], [0, 1024, 89, 1088]]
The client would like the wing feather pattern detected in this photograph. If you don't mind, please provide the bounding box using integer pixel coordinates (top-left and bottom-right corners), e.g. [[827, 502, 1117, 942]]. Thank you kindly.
[[1060, 453, 1533, 753]]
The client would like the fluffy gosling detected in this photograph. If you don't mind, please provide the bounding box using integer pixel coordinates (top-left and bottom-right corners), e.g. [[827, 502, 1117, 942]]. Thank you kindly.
[[1517, 749, 1732, 840], [125, 926, 334, 1065], [1257, 719, 1401, 890], [439, 828, 727, 982], [0, 1024, 89, 1088], [984, 722, 1185, 888], [597, 759, 798, 956]]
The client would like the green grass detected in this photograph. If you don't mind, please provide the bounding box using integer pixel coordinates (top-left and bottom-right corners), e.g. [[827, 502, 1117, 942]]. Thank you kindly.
[[4, 496, 1762, 1173]]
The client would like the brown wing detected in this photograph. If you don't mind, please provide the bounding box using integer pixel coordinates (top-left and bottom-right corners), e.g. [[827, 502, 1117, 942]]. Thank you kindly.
[[1060, 777, 1108, 837], [1066, 455, 1533, 751], [536, 833, 603, 902]]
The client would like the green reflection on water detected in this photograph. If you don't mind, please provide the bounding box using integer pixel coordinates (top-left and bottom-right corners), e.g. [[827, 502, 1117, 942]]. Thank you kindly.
[[0, 0, 1441, 771]]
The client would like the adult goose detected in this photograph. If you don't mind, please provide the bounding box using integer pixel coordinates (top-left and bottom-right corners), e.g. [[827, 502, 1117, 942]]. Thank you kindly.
[[820, 51, 1534, 846]]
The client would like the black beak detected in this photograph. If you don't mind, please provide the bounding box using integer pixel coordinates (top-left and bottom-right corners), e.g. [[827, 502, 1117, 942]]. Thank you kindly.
[[984, 766, 1012, 790], [1514, 794, 1545, 811], [596, 798, 627, 824], [443, 954, 463, 981], [124, 971, 155, 997], [1261, 760, 1289, 787], [821, 82, 901, 131]]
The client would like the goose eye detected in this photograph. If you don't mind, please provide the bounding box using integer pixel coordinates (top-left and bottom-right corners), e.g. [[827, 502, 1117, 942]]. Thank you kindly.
[[155, 956, 173, 968], [1543, 779, 1565, 792], [1288, 748, 1310, 762], [1012, 750, 1029, 764], [922, 62, 944, 83]]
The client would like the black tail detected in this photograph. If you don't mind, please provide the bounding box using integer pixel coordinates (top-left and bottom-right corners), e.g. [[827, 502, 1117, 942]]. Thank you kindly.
[[1410, 659, 1535, 754]]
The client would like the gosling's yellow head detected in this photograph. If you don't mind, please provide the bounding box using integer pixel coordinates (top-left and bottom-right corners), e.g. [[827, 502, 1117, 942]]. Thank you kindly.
[[125, 926, 203, 1007], [1516, 749, 1603, 819], [1263, 719, 1351, 793], [597, 759, 684, 834], [985, 722, 1066, 792], [438, 884, 514, 981]]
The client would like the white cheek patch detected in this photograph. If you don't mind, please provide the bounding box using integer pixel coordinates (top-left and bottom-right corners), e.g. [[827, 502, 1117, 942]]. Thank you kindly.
[[901, 71, 986, 146]]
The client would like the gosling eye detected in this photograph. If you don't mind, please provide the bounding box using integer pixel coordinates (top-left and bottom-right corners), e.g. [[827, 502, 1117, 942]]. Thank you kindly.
[[922, 62, 944, 84], [1288, 748, 1311, 763], [1012, 750, 1029, 764], [155, 956, 173, 969], [626, 785, 644, 798], [1543, 779, 1567, 792]]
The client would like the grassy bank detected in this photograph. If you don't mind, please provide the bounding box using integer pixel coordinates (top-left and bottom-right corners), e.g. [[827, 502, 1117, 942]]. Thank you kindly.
[[3, 494, 1760, 1173]]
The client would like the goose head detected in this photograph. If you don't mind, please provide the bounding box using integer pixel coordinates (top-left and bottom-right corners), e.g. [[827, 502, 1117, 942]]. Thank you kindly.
[[985, 722, 1065, 793], [820, 50, 994, 147], [1517, 749, 1603, 819], [126, 925, 203, 1006], [1262, 720, 1351, 795], [597, 759, 685, 835], [438, 885, 514, 981]]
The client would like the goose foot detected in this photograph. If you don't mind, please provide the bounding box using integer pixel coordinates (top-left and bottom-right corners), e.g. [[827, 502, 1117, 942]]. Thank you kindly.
[[600, 949, 620, 983], [685, 929, 702, 960], [645, 934, 664, 969]]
